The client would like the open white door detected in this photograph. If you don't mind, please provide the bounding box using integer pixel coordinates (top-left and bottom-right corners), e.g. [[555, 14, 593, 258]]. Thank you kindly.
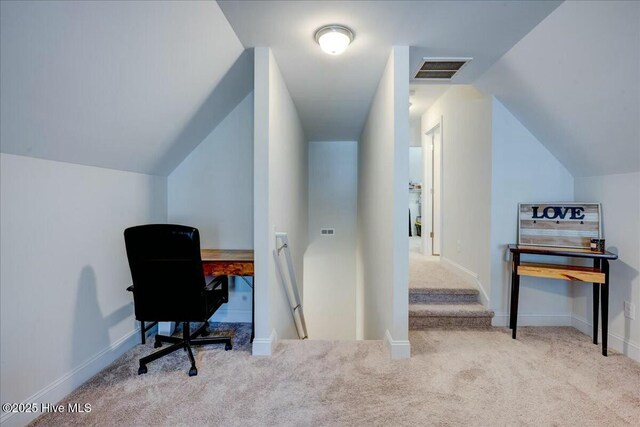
[[432, 125, 441, 256], [424, 121, 442, 256], [421, 131, 432, 255]]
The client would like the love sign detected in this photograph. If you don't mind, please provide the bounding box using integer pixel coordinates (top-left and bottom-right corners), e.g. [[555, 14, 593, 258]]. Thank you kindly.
[[518, 203, 601, 249]]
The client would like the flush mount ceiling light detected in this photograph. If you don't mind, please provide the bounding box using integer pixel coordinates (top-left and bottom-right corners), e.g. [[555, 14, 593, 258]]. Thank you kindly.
[[314, 25, 354, 55]]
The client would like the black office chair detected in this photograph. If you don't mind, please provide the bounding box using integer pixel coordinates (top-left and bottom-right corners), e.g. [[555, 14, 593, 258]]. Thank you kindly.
[[124, 224, 232, 377]]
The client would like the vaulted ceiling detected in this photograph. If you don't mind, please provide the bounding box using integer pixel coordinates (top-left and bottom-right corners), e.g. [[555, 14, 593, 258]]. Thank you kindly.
[[475, 0, 640, 177], [2, 1, 634, 179], [219, 0, 561, 142], [0, 1, 250, 175]]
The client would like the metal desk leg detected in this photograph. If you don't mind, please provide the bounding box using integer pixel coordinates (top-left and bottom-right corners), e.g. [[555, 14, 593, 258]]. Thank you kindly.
[[510, 253, 520, 339], [601, 260, 609, 356], [592, 259, 600, 345]]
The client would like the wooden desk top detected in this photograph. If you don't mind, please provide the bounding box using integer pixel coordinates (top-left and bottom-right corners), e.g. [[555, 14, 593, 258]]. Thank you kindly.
[[508, 244, 618, 260], [201, 249, 254, 263]]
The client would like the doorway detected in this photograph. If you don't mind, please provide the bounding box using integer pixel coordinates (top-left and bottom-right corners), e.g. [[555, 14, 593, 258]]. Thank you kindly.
[[409, 145, 423, 254], [424, 121, 442, 256]]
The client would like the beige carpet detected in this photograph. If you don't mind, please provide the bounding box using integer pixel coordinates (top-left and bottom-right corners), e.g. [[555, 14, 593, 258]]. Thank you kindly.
[[409, 236, 423, 254], [30, 325, 640, 426], [409, 252, 476, 291]]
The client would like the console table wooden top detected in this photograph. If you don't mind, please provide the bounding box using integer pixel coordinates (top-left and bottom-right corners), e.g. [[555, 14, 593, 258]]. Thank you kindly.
[[508, 244, 618, 260], [200, 249, 254, 277]]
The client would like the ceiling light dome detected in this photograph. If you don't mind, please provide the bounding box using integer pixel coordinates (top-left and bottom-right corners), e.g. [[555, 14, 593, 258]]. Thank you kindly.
[[314, 25, 354, 55]]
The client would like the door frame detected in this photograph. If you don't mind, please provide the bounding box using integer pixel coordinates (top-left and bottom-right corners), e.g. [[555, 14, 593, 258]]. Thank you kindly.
[[423, 117, 443, 256]]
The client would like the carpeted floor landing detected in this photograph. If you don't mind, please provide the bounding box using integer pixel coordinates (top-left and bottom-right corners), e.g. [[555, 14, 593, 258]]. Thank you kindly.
[[31, 325, 640, 426]]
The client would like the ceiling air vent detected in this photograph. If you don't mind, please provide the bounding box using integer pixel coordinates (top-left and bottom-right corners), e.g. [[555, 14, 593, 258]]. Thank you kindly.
[[414, 58, 472, 81]]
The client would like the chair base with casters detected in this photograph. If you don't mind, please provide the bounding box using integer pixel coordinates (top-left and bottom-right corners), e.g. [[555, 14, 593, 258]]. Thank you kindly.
[[138, 321, 232, 377]]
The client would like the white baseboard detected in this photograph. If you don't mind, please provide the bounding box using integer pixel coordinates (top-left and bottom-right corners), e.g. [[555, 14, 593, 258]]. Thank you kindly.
[[441, 256, 490, 307], [252, 329, 277, 356], [571, 315, 640, 362], [492, 313, 572, 327], [384, 330, 411, 359], [0, 329, 140, 427]]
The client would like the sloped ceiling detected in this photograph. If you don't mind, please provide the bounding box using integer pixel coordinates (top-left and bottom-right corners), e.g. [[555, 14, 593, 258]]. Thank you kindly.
[[0, 1, 250, 176], [475, 1, 640, 178], [219, 0, 560, 142]]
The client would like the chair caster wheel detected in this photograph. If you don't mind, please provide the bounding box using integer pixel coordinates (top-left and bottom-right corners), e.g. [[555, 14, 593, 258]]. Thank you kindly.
[[154, 341, 162, 348], [225, 343, 232, 351], [138, 365, 147, 375], [189, 367, 197, 377]]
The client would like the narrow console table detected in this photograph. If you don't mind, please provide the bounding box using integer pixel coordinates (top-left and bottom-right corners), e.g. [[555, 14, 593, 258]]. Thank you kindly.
[[508, 244, 618, 356]]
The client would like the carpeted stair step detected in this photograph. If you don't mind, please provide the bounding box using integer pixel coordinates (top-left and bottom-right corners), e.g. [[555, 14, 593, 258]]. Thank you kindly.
[[409, 303, 494, 329], [409, 287, 479, 304]]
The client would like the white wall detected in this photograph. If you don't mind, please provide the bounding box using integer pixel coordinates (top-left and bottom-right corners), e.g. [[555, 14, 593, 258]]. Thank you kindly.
[[475, 1, 640, 177], [422, 86, 493, 298], [253, 48, 308, 354], [421, 89, 576, 324], [357, 47, 410, 357], [573, 173, 640, 361], [409, 147, 423, 184], [0, 1, 247, 175], [168, 92, 254, 322], [304, 141, 357, 340], [0, 153, 167, 426], [490, 98, 574, 325], [409, 122, 422, 147]]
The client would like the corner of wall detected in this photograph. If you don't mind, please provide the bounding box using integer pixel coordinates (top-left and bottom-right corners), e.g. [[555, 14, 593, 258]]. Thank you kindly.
[[384, 329, 411, 359], [251, 329, 278, 357], [440, 257, 490, 308], [571, 315, 640, 362]]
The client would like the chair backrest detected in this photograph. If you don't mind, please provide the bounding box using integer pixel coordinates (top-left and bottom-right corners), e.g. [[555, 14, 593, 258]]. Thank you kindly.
[[124, 224, 207, 321]]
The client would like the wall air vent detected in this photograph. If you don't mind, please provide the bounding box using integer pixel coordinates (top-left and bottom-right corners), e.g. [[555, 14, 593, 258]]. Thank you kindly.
[[414, 58, 472, 81]]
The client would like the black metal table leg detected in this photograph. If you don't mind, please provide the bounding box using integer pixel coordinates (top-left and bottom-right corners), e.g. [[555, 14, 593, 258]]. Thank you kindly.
[[510, 253, 520, 339], [251, 276, 255, 343], [592, 283, 600, 344], [592, 259, 600, 345], [601, 260, 609, 356]]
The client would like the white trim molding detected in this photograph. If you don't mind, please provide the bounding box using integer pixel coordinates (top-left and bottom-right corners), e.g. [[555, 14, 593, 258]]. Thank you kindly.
[[571, 315, 640, 362], [384, 330, 411, 359], [441, 256, 490, 307], [252, 329, 278, 356], [0, 329, 140, 427]]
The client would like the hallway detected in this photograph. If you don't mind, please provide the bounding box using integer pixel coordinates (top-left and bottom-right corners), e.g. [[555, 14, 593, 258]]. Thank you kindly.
[[409, 237, 476, 292], [409, 238, 494, 329]]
